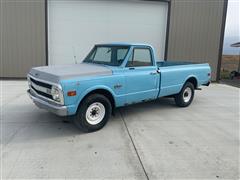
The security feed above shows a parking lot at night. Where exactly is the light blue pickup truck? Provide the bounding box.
[27,43,211,132]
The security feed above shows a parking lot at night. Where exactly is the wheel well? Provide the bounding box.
[84,89,115,109]
[186,77,198,89]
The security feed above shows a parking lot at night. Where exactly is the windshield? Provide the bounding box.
[83,45,130,66]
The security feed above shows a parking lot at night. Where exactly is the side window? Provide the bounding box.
[127,48,152,67]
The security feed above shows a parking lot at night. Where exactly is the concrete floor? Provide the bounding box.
[220,79,240,88]
[0,81,239,179]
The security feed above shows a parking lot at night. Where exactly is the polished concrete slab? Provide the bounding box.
[1,81,239,179]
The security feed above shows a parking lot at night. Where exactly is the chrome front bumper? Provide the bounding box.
[27,89,68,116]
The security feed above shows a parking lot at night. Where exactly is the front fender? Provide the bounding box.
[68,85,116,115]
[79,85,116,104]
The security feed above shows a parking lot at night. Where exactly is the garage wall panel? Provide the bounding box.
[1,0,46,78]
[167,0,226,80]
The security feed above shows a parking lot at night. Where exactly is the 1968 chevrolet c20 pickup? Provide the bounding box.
[27,43,211,132]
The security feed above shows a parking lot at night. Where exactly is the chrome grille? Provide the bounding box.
[28,76,53,100]
[30,77,52,89]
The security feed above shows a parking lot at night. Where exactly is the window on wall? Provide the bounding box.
[127,48,152,67]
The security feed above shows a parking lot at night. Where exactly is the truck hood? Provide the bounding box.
[29,63,112,84]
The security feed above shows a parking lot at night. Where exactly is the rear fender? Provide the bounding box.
[183,75,199,89]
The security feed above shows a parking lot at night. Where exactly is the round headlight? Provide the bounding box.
[52,87,60,100]
[51,86,63,104]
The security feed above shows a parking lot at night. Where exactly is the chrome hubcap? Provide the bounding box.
[86,102,105,125]
[183,87,192,103]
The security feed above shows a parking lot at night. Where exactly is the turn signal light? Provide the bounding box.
[67,91,76,96]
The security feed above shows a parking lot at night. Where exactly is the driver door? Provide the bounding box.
[124,47,159,104]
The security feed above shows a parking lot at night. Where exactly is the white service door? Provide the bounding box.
[48,0,168,65]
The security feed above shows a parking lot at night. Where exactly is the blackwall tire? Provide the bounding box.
[74,94,112,132]
[175,82,195,107]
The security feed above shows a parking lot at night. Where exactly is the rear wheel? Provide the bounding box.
[74,94,112,132]
[175,82,194,107]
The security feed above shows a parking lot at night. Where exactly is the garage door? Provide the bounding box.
[48,0,168,65]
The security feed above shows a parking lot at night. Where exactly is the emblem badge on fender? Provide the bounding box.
[114,84,122,89]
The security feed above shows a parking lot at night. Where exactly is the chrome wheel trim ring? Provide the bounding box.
[86,102,105,125]
[183,87,192,103]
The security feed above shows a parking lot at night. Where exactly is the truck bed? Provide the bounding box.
[157,61,195,67]
[156,60,211,97]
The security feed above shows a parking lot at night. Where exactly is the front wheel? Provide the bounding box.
[74,94,112,132]
[174,82,195,107]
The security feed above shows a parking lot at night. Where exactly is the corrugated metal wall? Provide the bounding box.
[1,0,46,78]
[167,0,226,81]
[1,0,226,80]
